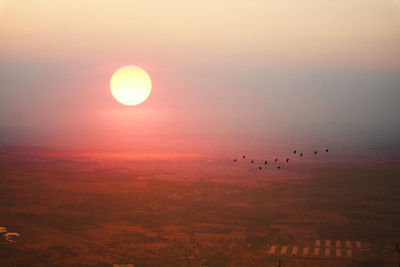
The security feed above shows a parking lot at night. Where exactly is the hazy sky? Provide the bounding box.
[1,0,399,155]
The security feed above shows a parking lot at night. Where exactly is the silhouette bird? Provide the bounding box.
[286,158,289,163]
[242,155,246,159]
[264,160,268,164]
[300,153,303,157]
[258,167,262,170]
[234,158,237,162]
[277,166,281,169]
[293,150,296,154]
[275,158,278,162]
[325,149,329,152]
[251,160,254,163]
[314,151,317,155]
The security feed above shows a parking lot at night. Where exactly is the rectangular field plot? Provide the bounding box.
[264,241,361,258]
[346,249,353,257]
[267,246,277,254]
[314,247,320,256]
[325,240,331,247]
[324,248,331,257]
[336,248,342,257]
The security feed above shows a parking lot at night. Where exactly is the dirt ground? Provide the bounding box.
[0,147,399,266]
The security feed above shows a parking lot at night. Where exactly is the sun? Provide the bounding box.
[110,66,152,106]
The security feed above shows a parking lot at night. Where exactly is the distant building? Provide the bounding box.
[1,227,21,244]
[4,232,20,237]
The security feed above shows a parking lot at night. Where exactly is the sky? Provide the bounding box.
[1,0,400,156]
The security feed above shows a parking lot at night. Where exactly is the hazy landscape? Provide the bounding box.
[1,1,400,266]
[1,146,399,267]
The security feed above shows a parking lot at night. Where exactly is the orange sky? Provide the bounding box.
[1,1,400,67]
[1,0,400,155]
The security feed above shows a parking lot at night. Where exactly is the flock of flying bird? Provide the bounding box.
[233,149,329,170]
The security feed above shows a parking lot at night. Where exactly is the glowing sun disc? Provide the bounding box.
[110,66,152,106]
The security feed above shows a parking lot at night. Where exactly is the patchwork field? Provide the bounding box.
[0,147,399,266]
